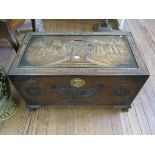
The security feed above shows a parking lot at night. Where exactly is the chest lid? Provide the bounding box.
[9,31,149,76]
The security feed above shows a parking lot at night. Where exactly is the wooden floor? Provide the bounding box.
[0,19,155,135]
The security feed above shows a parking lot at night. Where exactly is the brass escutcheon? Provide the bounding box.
[70,78,86,88]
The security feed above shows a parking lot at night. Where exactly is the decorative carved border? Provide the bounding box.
[8,31,149,76]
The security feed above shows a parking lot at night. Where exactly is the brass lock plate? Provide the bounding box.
[70,78,86,88]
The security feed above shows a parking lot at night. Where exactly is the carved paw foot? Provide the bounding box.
[27,104,41,111]
[122,108,129,112]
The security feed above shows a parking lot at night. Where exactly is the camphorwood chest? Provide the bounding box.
[8,31,149,111]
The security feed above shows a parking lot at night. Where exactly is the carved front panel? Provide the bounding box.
[19,35,137,68]
[26,87,46,97]
[11,76,147,105]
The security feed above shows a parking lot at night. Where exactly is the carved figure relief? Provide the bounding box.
[51,84,103,97]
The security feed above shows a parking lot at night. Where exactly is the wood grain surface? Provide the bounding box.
[0,19,155,134]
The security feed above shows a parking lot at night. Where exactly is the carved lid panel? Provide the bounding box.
[19,34,138,68]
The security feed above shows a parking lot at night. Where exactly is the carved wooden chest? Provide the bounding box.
[8,31,149,111]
